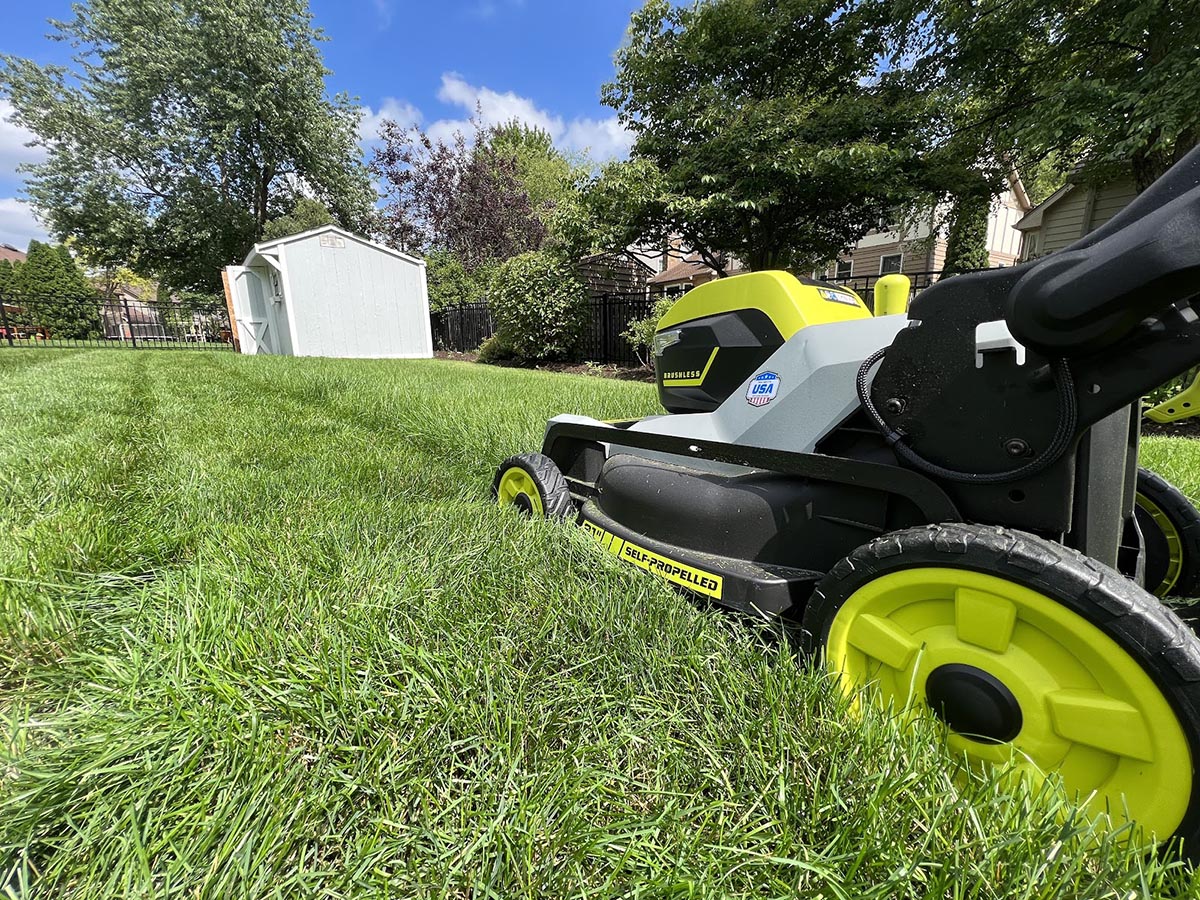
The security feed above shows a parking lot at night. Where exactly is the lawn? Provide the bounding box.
[2,349,1199,898]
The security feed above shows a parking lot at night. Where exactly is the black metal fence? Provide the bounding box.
[826,269,943,307]
[430,302,493,355]
[430,293,659,367]
[0,292,234,350]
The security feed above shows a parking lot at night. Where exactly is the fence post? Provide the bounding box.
[121,295,138,348]
[0,293,13,347]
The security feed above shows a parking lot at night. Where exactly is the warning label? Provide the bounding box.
[582,520,724,599]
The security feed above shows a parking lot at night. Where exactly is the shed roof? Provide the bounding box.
[242,225,425,268]
[648,255,716,286]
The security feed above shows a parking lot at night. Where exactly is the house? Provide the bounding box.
[818,179,1031,290]
[1014,176,1139,260]
[648,253,748,296]
[224,225,431,359]
[0,243,26,264]
[577,251,654,299]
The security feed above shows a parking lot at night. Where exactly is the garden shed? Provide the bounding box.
[224,226,431,358]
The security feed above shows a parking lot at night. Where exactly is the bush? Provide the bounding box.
[476,333,518,365]
[426,250,494,312]
[487,251,587,364]
[621,296,677,368]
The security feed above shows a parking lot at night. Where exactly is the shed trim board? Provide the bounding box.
[246,225,426,268]
[277,242,304,357]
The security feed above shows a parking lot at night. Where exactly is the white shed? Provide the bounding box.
[224,226,432,358]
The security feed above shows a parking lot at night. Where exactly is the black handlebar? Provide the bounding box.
[1006,144,1200,357]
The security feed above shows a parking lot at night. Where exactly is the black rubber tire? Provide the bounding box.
[492,452,575,519]
[1137,467,1200,600]
[801,522,1200,855]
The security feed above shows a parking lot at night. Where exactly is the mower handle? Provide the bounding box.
[1006,143,1200,357]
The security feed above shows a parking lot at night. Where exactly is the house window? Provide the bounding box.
[835,259,853,279]
[879,253,903,275]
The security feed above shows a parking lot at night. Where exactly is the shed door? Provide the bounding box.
[230,268,278,354]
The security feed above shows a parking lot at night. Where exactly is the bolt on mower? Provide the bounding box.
[494,145,1200,851]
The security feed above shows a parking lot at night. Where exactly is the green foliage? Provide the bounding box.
[487,251,587,363]
[0,259,17,295]
[621,296,677,368]
[1,0,376,292]
[598,0,935,271]
[475,332,518,365]
[888,0,1200,191]
[425,250,493,312]
[486,120,583,242]
[942,188,993,274]
[11,240,101,339]
[262,198,337,241]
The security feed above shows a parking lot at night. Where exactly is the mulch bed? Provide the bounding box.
[434,351,656,383]
[1143,418,1200,439]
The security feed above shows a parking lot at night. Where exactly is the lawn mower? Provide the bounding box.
[494,145,1200,850]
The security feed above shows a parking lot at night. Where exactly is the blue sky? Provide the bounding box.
[0,0,646,249]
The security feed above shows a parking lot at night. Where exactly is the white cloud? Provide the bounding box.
[0,100,47,176]
[465,0,524,21]
[0,198,50,252]
[359,98,423,144]
[429,73,633,161]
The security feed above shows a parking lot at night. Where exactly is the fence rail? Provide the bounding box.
[430,293,659,367]
[0,292,234,350]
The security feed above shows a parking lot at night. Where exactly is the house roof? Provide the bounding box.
[242,225,425,268]
[648,255,717,286]
[0,243,26,263]
[579,250,655,272]
[1014,184,1076,231]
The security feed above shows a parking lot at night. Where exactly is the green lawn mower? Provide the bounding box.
[494,145,1200,851]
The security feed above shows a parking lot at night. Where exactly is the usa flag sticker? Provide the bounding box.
[746,371,780,407]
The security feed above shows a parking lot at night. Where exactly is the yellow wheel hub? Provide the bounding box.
[1137,492,1185,597]
[826,567,1192,839]
[496,467,544,516]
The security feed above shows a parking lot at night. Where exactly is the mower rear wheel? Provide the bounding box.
[1136,467,1200,600]
[802,523,1200,851]
[493,453,575,519]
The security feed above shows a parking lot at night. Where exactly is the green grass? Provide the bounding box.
[2,348,1200,898]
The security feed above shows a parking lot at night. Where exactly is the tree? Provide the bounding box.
[486,121,581,240]
[1,0,376,292]
[14,241,101,339]
[599,0,936,273]
[889,0,1200,192]
[370,116,546,268]
[262,197,337,241]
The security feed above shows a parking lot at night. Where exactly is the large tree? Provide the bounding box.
[1,0,375,292]
[370,117,547,269]
[890,0,1200,192]
[598,0,936,272]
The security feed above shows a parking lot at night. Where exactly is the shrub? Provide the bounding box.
[426,250,494,312]
[476,333,518,365]
[487,251,587,364]
[621,296,677,368]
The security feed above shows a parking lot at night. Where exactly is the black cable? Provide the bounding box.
[856,348,1078,485]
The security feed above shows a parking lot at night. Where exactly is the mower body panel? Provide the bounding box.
[655,271,868,413]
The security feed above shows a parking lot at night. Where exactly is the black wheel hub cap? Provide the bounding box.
[513,493,534,516]
[925,664,1023,744]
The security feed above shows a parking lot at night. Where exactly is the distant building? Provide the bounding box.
[0,243,26,264]
[577,251,654,299]
[648,253,748,296]
[1014,177,1139,260]
[818,182,1030,288]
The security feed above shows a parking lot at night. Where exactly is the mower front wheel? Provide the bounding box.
[802,523,1200,852]
[1136,467,1200,601]
[492,453,575,519]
